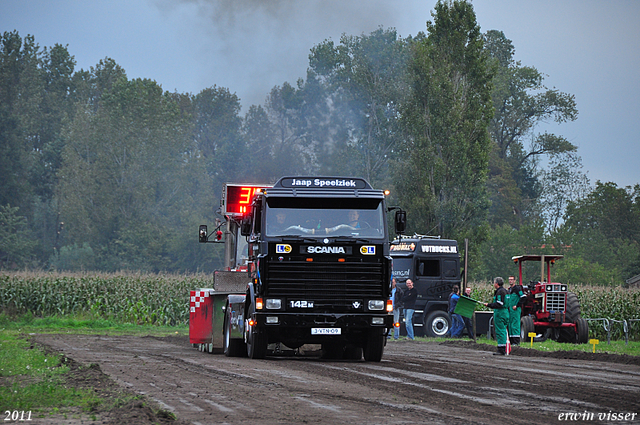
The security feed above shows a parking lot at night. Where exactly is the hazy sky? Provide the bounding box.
[2,0,639,187]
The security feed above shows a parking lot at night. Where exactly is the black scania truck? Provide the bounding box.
[390,236,461,337]
[238,176,398,361]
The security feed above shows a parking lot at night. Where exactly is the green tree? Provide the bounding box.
[538,152,590,233]
[58,74,195,271]
[554,182,640,284]
[0,32,78,265]
[0,204,37,268]
[0,31,42,212]
[309,28,409,187]
[394,0,494,243]
[483,30,578,226]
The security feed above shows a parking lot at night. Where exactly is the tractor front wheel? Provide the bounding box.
[520,316,534,342]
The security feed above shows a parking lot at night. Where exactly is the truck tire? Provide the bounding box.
[224,316,246,357]
[321,342,345,359]
[576,317,589,344]
[424,310,450,338]
[363,330,384,362]
[246,303,268,359]
[343,345,363,361]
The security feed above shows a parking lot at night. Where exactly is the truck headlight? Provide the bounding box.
[266,299,282,309]
[372,317,385,325]
[368,300,385,311]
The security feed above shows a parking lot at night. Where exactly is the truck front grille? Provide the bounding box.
[546,293,566,312]
[266,260,384,309]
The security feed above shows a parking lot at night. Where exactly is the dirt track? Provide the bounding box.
[31,334,640,425]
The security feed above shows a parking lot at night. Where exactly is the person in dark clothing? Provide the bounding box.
[401,279,418,340]
[508,276,527,345]
[484,277,509,355]
[448,285,464,337]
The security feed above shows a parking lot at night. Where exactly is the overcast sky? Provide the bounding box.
[2,0,639,188]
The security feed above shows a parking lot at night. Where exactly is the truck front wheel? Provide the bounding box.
[363,329,384,362]
[245,303,268,359]
[424,310,450,338]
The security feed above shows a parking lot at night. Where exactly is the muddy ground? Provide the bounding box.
[26,334,640,425]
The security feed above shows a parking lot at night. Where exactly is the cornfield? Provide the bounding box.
[468,282,640,341]
[2,273,639,339]
[0,271,218,326]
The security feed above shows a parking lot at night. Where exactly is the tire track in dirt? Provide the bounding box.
[32,335,640,425]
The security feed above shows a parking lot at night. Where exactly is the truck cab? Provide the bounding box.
[390,236,461,337]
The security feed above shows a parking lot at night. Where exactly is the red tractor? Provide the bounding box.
[514,255,589,344]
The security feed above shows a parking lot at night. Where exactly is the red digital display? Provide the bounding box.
[224,184,268,215]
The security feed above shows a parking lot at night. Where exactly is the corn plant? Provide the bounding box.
[0,271,217,326]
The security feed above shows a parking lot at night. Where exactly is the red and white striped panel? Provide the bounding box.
[189,290,210,313]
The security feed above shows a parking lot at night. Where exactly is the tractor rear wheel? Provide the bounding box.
[576,317,589,344]
[559,292,583,343]
[565,292,582,322]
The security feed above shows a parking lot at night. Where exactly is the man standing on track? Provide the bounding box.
[485,277,509,355]
[402,279,417,340]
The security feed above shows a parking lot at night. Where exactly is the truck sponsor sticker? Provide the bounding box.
[360,245,375,255]
[390,243,416,252]
[311,328,342,335]
[393,269,410,278]
[279,177,368,189]
[421,245,457,253]
[276,244,292,254]
[301,246,353,254]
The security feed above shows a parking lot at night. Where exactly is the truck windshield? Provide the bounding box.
[265,197,384,238]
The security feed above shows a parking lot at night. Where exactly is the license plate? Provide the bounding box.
[311,328,341,335]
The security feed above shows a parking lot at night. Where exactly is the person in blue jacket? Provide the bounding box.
[448,285,464,337]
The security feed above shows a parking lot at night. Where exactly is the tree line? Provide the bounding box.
[1,1,638,284]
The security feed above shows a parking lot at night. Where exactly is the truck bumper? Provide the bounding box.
[253,312,392,328]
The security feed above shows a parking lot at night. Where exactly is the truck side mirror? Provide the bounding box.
[240,216,252,236]
[394,210,406,235]
[199,225,208,243]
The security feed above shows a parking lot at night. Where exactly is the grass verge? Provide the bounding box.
[403,335,640,356]
[0,313,187,421]
[0,311,188,337]
[0,330,107,415]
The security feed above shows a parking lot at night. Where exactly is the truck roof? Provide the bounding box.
[266,176,384,199]
[390,237,459,256]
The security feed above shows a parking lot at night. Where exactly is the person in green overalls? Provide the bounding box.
[485,277,509,356]
[508,275,526,346]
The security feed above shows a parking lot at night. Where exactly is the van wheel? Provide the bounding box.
[424,311,450,338]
